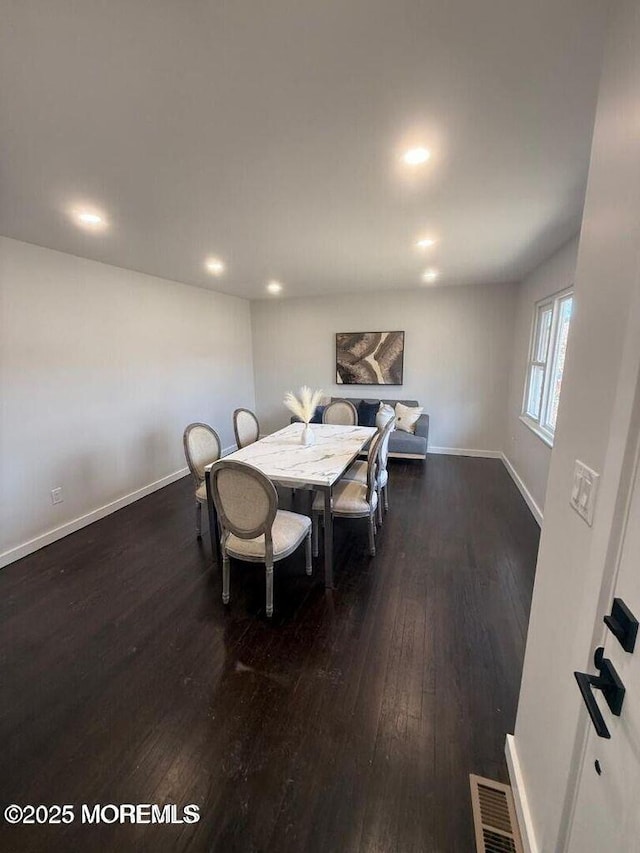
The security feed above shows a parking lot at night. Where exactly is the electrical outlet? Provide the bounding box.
[570,461,599,526]
[51,487,63,505]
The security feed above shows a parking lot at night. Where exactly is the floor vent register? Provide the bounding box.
[469,774,523,853]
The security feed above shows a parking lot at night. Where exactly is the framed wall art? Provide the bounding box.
[336,331,405,385]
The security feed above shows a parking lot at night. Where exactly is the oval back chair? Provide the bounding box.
[312,427,384,558]
[322,399,357,425]
[183,422,222,539]
[340,415,394,525]
[210,460,312,617]
[233,408,260,448]
[377,416,394,519]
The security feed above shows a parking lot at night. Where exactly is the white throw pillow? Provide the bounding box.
[394,402,423,434]
[376,403,396,430]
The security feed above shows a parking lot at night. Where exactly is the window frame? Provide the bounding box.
[520,286,574,447]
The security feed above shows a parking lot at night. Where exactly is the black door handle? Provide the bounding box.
[604,597,638,653]
[575,671,611,738]
[574,647,625,739]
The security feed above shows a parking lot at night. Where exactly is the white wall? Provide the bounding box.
[0,237,255,565]
[251,283,517,453]
[508,1,640,849]
[505,237,579,520]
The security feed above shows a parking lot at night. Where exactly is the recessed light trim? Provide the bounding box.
[422,268,439,283]
[267,280,283,295]
[71,208,108,231]
[205,257,225,276]
[402,147,431,166]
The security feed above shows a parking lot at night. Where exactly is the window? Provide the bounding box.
[522,288,573,445]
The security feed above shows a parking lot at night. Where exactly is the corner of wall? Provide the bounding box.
[501,453,543,526]
[505,734,540,853]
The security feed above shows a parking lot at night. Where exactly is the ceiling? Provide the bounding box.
[0,0,609,299]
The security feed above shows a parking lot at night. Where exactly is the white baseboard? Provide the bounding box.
[1,446,240,570]
[0,443,536,569]
[427,447,543,525]
[0,467,191,569]
[428,446,503,459]
[505,734,539,853]
[501,454,543,526]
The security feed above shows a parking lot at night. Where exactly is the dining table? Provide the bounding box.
[204,421,377,588]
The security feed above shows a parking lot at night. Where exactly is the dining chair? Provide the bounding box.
[322,399,358,425]
[210,460,312,617]
[183,422,222,539]
[233,408,260,448]
[312,428,383,558]
[341,416,394,525]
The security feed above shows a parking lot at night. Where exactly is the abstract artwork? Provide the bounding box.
[336,331,405,385]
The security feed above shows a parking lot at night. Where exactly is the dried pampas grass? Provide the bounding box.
[284,386,324,424]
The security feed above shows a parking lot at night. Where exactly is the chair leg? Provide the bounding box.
[222,554,230,604]
[266,563,274,617]
[368,514,376,556]
[312,512,319,558]
[384,482,389,512]
[305,529,313,575]
[377,488,383,526]
[196,502,202,539]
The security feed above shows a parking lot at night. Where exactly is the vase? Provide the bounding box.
[301,424,315,446]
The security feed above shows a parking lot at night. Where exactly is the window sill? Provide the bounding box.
[519,415,554,448]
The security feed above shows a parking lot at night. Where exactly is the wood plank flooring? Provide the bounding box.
[0,455,539,853]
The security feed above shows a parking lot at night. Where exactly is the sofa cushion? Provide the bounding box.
[388,430,427,457]
[330,398,427,457]
[357,399,379,427]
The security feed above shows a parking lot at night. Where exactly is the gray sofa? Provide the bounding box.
[330,397,429,460]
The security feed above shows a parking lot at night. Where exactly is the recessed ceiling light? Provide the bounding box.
[205,257,225,276]
[72,208,107,231]
[402,147,431,166]
[422,268,439,283]
[267,280,283,295]
[416,237,437,250]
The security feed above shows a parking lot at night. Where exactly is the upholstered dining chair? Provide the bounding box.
[322,399,358,425]
[210,460,312,617]
[183,422,222,539]
[341,416,394,525]
[233,408,260,448]
[312,428,383,558]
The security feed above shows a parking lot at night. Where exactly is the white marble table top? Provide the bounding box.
[207,422,377,487]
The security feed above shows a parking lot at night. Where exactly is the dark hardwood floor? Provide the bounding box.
[0,456,539,853]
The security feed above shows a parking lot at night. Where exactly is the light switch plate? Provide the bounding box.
[570,460,599,526]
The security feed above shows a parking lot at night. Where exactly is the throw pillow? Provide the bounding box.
[395,402,423,434]
[310,405,326,424]
[376,403,396,430]
[357,399,379,427]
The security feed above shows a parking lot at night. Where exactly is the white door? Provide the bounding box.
[567,445,640,852]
